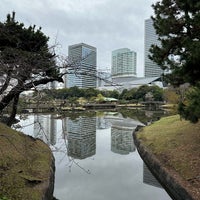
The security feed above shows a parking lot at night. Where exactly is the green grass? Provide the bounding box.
[137,115,200,181]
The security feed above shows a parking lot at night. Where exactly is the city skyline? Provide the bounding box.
[0,0,158,77]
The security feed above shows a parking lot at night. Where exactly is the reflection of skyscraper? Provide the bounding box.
[62,117,68,137]
[111,126,135,155]
[143,163,162,188]
[96,116,111,130]
[67,116,96,159]
[33,114,57,145]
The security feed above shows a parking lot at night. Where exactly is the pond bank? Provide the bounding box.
[133,115,200,200]
[0,122,55,200]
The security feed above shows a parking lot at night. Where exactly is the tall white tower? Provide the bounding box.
[144,19,163,77]
[111,48,137,79]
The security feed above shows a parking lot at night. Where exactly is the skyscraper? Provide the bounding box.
[144,19,163,77]
[67,43,97,88]
[111,48,137,79]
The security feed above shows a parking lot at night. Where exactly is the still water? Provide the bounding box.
[17,110,172,200]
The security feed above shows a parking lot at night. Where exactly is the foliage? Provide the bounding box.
[150,0,200,122]
[100,89,120,99]
[36,85,164,103]
[95,94,105,103]
[163,87,180,104]
[0,196,10,200]
[0,12,60,91]
[119,85,163,102]
[0,12,63,125]
[150,0,200,86]
[178,85,200,123]
[41,87,98,100]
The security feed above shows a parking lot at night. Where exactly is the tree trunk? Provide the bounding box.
[0,76,63,112]
[6,93,19,127]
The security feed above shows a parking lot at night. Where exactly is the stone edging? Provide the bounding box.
[133,129,196,200]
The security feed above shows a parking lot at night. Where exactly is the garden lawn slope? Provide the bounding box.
[136,115,200,199]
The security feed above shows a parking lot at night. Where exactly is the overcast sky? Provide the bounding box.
[1,0,158,77]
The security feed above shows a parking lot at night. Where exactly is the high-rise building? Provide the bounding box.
[111,48,137,79]
[144,19,163,77]
[67,43,97,88]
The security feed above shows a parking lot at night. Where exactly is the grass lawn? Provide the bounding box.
[137,115,200,194]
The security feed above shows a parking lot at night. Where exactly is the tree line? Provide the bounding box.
[35,85,164,103]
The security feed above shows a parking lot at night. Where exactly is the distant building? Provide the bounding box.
[98,76,162,92]
[66,43,97,88]
[111,48,137,82]
[97,70,112,87]
[144,19,163,77]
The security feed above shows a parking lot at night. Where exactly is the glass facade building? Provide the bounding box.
[111,48,137,78]
[67,43,97,88]
[144,19,163,77]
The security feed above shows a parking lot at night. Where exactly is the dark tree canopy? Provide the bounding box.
[0,12,63,125]
[150,0,200,122]
[0,12,59,84]
[150,0,200,86]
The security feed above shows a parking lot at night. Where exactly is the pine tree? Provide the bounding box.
[150,0,200,122]
[150,0,200,86]
[0,12,63,125]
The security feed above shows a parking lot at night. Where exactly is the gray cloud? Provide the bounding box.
[0,0,158,76]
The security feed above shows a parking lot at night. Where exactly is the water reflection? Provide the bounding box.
[33,115,57,145]
[143,163,162,188]
[67,116,96,159]
[111,126,135,155]
[18,111,171,200]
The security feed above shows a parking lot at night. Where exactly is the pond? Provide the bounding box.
[17,110,172,200]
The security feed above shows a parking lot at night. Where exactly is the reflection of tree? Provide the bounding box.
[119,108,167,125]
[62,111,96,120]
